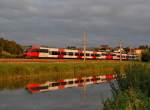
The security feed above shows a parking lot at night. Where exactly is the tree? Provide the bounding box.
[124,47,130,53]
[139,45,149,49]
[67,46,77,49]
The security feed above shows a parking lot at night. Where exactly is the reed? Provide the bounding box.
[103,62,150,110]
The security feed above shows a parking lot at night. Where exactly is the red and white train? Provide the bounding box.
[23,46,138,60]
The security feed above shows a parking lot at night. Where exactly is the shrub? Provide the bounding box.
[141,49,150,62]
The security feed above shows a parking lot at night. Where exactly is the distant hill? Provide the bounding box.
[0,38,23,55]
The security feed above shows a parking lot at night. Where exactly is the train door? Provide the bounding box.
[58,48,65,59]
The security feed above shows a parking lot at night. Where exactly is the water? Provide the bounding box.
[0,83,113,110]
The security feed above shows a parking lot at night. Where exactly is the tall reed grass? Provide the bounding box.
[103,62,150,110]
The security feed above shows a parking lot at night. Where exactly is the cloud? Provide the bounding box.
[0,0,150,47]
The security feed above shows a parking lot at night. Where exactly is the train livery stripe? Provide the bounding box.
[58,48,65,58]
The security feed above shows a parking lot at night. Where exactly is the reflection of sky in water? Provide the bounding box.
[0,83,112,110]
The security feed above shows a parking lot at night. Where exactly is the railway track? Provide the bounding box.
[0,58,97,63]
[0,58,126,63]
[0,59,68,63]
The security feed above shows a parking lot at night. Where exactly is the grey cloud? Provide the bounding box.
[0,0,150,47]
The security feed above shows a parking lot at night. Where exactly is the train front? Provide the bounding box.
[23,46,40,58]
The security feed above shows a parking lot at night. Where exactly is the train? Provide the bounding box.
[23,46,138,60]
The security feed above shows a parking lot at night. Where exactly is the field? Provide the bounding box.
[0,60,130,90]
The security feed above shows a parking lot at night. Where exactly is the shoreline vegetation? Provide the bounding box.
[103,62,150,110]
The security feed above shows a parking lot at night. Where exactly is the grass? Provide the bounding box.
[0,60,123,90]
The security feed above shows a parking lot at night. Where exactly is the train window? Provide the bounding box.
[96,78,100,80]
[52,82,60,87]
[123,56,126,58]
[86,53,90,56]
[79,80,84,83]
[32,86,48,90]
[52,51,59,55]
[58,52,61,55]
[68,52,73,56]
[75,53,79,56]
[80,53,84,56]
[86,79,90,82]
[39,49,48,53]
[132,56,135,58]
[75,80,79,83]
[91,54,95,56]
[61,82,67,85]
[102,53,106,56]
[91,78,94,81]
[61,52,66,55]
[23,49,28,52]
[68,81,73,84]
[31,49,39,52]
[96,54,101,57]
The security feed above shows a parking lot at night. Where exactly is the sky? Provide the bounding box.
[0,0,150,48]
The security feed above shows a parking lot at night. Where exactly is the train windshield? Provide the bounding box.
[23,47,32,52]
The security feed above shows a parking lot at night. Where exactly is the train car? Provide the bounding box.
[127,54,138,60]
[23,46,138,60]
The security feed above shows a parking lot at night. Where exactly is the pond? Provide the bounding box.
[0,82,113,110]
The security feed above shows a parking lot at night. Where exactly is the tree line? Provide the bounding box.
[0,38,23,55]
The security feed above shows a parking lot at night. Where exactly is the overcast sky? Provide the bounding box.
[0,0,150,47]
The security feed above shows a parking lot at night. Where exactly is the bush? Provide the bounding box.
[103,63,150,110]
[141,49,150,62]
[103,89,150,110]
